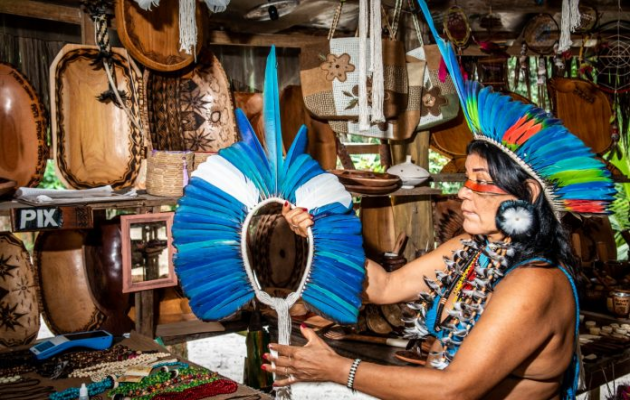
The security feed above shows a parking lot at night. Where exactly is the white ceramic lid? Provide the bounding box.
[387,156,430,179]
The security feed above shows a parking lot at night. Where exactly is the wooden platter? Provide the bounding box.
[344,181,402,195]
[50,44,144,189]
[116,0,202,72]
[0,233,39,349]
[548,77,613,155]
[330,169,402,188]
[143,51,237,152]
[0,62,48,188]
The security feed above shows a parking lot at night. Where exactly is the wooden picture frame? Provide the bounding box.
[121,212,177,293]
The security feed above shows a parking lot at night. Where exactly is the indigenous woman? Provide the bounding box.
[263,2,616,399]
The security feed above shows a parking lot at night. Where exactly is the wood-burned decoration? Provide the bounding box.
[116,0,202,72]
[35,227,133,336]
[0,232,39,349]
[0,63,48,188]
[548,77,613,155]
[523,13,560,55]
[144,52,237,152]
[50,45,144,189]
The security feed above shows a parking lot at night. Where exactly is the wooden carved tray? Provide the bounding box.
[0,62,48,188]
[116,0,202,72]
[50,45,144,189]
[548,77,613,155]
[330,169,402,188]
[143,51,237,152]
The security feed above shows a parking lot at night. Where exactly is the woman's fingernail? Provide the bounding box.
[268,344,275,350]
[261,364,267,370]
[301,207,308,211]
[309,214,314,219]
[262,353,268,360]
[284,201,288,207]
[300,323,307,329]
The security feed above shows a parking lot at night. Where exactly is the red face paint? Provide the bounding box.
[464,179,509,195]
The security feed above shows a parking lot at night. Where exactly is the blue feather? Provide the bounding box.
[263,45,284,193]
[284,125,309,173]
[234,108,267,163]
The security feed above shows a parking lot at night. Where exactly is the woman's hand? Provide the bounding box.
[282,202,313,238]
[263,324,352,387]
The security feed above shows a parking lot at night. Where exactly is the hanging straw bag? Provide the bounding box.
[299,0,408,121]
[146,149,194,197]
[408,9,460,132]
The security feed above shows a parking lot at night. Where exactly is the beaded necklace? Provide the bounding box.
[49,377,115,400]
[405,238,513,369]
[69,351,171,381]
[152,379,238,400]
[107,367,219,400]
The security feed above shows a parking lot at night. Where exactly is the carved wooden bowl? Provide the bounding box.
[0,62,48,188]
[50,45,144,189]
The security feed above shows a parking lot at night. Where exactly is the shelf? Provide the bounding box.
[351,186,442,197]
[0,193,179,216]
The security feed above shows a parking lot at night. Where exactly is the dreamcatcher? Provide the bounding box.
[582,14,630,155]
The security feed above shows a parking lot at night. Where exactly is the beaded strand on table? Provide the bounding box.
[69,351,171,381]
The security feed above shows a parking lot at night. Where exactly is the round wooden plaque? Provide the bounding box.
[0,63,48,188]
[548,77,612,155]
[116,0,202,72]
[0,232,40,349]
[50,45,144,189]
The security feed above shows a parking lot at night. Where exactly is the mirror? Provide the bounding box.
[121,212,177,293]
[245,201,308,298]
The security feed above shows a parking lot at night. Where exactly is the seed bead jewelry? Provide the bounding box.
[346,359,361,393]
[0,375,20,384]
[49,377,115,400]
[107,367,219,400]
[69,351,171,381]
[151,379,238,400]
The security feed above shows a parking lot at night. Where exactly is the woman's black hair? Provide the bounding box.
[466,140,578,276]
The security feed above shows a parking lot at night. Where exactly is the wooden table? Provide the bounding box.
[0,332,272,400]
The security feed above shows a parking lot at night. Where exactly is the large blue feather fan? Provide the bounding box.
[173,46,366,325]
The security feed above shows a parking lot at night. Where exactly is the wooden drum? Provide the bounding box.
[0,232,40,349]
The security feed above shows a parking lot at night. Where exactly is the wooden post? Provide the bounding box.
[81,11,95,45]
[390,131,434,262]
[135,290,156,338]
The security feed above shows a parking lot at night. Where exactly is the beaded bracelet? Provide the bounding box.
[346,358,361,393]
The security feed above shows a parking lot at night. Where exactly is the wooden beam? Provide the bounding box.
[0,0,82,25]
[208,30,328,49]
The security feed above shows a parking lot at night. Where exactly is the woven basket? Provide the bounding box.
[146,150,193,197]
[193,152,215,171]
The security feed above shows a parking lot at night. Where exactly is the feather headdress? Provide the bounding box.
[416,0,616,218]
[172,48,365,398]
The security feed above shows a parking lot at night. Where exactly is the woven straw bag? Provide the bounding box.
[193,152,214,171]
[146,150,193,197]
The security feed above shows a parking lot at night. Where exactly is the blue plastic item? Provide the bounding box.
[30,330,113,360]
